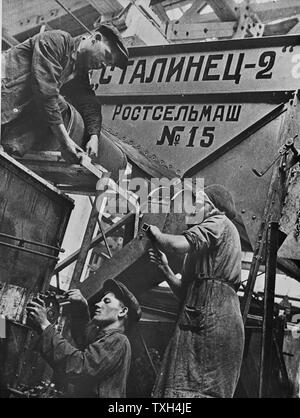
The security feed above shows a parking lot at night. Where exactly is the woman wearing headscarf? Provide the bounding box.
[148,184,244,398]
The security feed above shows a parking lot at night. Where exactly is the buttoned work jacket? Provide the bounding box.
[40,305,131,398]
[1,30,101,137]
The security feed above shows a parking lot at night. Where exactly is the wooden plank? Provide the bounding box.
[1,150,73,200]
[18,157,99,194]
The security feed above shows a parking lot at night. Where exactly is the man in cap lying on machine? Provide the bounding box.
[26,279,141,398]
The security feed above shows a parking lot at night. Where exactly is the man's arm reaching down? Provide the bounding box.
[40,325,129,383]
[30,31,81,163]
[62,74,102,158]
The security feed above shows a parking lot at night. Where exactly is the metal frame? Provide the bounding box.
[54,212,135,274]
[54,177,141,287]
[69,195,102,289]
[0,242,59,261]
[127,34,300,56]
[185,103,288,178]
[0,233,64,253]
[0,233,64,261]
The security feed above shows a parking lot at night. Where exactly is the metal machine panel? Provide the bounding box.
[90,35,300,98]
[0,151,73,391]
[102,102,282,176]
[0,151,73,289]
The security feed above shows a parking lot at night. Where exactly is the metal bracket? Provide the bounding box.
[234,0,264,39]
[281,136,300,172]
[252,135,299,177]
[0,232,64,261]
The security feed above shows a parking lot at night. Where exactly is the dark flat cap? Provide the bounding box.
[96,23,128,69]
[204,184,237,220]
[101,279,141,323]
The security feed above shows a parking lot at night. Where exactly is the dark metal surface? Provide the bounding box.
[259,222,278,398]
[0,241,59,261]
[96,91,293,105]
[0,233,64,252]
[0,152,73,391]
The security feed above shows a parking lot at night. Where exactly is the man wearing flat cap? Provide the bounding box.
[148,184,244,398]
[1,24,128,162]
[26,279,141,398]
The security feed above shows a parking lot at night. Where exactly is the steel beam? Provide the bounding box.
[186,0,300,24]
[69,196,100,288]
[178,0,207,23]
[240,128,286,323]
[54,212,135,274]
[166,20,235,41]
[79,212,168,301]
[206,0,237,21]
[259,222,278,398]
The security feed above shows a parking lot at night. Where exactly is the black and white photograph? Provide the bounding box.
[1,0,300,404]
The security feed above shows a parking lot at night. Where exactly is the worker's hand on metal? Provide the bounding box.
[26,296,51,332]
[86,134,99,158]
[148,248,169,272]
[66,289,88,306]
[60,137,83,164]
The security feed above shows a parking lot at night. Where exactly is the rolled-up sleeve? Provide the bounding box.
[182,217,224,253]
[40,326,129,383]
[31,31,70,126]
